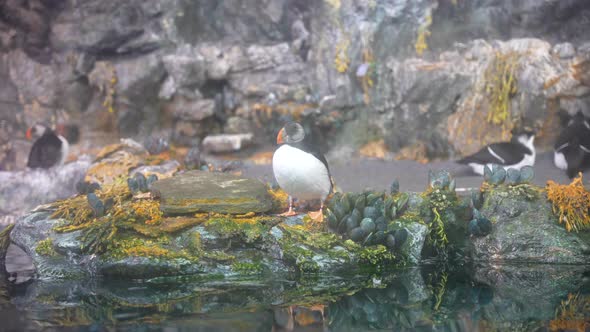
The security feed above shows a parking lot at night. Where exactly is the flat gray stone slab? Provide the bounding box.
[151,170,273,215]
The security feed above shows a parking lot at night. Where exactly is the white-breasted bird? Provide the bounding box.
[457,129,536,176]
[272,122,332,221]
[553,112,590,178]
[26,124,70,169]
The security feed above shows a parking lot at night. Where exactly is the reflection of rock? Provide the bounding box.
[474,264,590,325]
[469,183,590,264]
[151,170,272,215]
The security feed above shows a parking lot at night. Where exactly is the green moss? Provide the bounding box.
[202,250,235,262]
[232,261,264,275]
[205,216,277,243]
[358,245,396,268]
[36,238,58,257]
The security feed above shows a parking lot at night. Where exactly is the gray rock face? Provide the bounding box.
[150,170,273,215]
[469,186,590,264]
[2,0,590,170]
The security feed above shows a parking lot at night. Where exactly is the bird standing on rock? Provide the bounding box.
[26,124,70,169]
[272,122,332,221]
[457,128,536,176]
[553,112,590,178]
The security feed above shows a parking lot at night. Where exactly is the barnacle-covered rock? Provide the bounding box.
[428,170,452,189]
[468,217,492,237]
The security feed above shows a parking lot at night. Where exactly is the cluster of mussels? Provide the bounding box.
[325,181,409,250]
[85,173,159,218]
[484,164,534,185]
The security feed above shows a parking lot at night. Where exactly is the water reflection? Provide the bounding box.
[1,264,589,331]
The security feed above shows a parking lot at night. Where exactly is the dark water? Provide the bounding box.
[1,262,589,332]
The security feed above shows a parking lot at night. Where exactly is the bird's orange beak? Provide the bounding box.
[277,128,285,144]
[26,128,33,140]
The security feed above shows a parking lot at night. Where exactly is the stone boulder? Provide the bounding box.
[469,183,590,264]
[151,170,273,215]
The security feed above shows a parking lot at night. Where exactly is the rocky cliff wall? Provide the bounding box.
[1,0,590,169]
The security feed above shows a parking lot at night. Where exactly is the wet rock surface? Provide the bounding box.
[151,170,273,215]
[469,184,590,264]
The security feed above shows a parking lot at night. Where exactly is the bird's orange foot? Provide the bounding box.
[278,210,298,217]
[307,210,324,222]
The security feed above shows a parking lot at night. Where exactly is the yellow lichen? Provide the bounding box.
[359,139,388,159]
[484,51,520,136]
[268,186,290,213]
[394,141,429,164]
[415,14,432,56]
[129,199,163,225]
[546,174,590,232]
[359,48,375,105]
[36,238,58,257]
[334,38,350,73]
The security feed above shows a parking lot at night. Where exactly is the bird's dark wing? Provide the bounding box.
[293,140,333,192]
[27,134,62,168]
[458,142,530,166]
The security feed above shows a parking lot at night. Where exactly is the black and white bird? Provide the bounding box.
[26,124,69,169]
[553,112,590,178]
[457,129,536,176]
[272,122,332,221]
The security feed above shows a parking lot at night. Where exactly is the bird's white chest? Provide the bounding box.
[57,135,69,166]
[272,145,331,200]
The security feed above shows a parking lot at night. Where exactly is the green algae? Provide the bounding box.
[36,238,58,257]
[231,261,264,275]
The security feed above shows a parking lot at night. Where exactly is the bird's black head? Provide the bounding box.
[511,126,536,148]
[277,122,305,145]
[25,124,50,140]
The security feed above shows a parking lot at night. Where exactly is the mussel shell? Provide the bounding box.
[346,216,360,232]
[363,206,379,220]
[477,218,493,235]
[519,166,534,182]
[385,234,396,249]
[87,193,105,217]
[127,177,139,193]
[349,227,367,242]
[328,192,342,211]
[384,197,394,219]
[147,174,159,186]
[360,218,376,233]
[468,219,480,236]
[338,213,350,234]
[134,173,148,192]
[396,193,409,213]
[489,167,506,185]
[394,228,409,246]
[470,190,482,209]
[366,193,382,206]
[340,193,352,214]
[334,204,347,221]
[326,209,338,229]
[506,168,520,184]
[390,179,400,195]
[363,230,385,246]
[354,195,366,211]
[483,165,493,181]
[349,208,363,224]
[472,208,483,220]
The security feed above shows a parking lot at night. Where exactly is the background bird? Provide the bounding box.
[553,112,590,178]
[272,122,332,221]
[26,124,70,169]
[457,128,536,175]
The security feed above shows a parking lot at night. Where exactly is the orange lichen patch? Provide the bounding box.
[251,102,317,127]
[549,293,590,332]
[95,143,126,160]
[571,59,590,84]
[546,174,590,232]
[359,139,388,159]
[544,75,562,90]
[85,151,143,184]
[415,62,448,71]
[248,151,274,165]
[395,141,429,164]
[129,199,163,225]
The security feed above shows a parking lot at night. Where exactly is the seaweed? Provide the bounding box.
[483,51,520,137]
[546,174,590,232]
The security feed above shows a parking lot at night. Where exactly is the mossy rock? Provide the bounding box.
[469,184,590,264]
[151,171,273,215]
